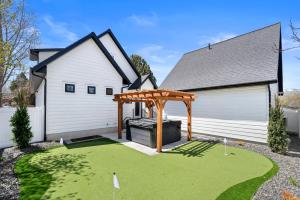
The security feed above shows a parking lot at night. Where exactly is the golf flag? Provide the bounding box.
[60,138,64,145]
[224,138,228,156]
[113,172,120,189]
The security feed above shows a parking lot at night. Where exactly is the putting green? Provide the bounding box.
[15,138,276,200]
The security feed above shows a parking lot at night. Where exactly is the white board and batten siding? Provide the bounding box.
[39,51,60,62]
[45,38,123,136]
[0,107,44,148]
[99,33,138,83]
[165,85,269,143]
[141,79,154,90]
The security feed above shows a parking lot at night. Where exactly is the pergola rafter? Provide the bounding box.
[113,89,195,152]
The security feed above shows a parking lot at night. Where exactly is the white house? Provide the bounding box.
[160,23,283,143]
[30,29,157,141]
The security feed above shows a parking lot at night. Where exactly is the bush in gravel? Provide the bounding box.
[268,97,288,154]
[10,89,32,149]
[288,176,300,188]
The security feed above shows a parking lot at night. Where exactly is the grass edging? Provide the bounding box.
[216,157,279,200]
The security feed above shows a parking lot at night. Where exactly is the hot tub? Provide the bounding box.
[126,118,181,148]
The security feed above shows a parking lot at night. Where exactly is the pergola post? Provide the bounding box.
[146,102,153,118]
[155,99,166,152]
[185,100,192,141]
[187,101,192,141]
[156,100,163,152]
[117,100,123,139]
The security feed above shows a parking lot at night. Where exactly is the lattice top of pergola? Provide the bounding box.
[113,89,195,102]
[113,89,195,153]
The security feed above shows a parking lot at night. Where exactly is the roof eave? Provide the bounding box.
[178,80,278,92]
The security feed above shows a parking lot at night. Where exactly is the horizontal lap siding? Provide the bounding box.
[165,85,269,143]
[46,39,122,135]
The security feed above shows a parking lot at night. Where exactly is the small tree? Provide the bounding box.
[10,72,29,92]
[10,88,32,148]
[268,97,288,154]
[130,54,157,84]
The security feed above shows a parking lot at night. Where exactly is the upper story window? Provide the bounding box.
[88,86,96,94]
[65,84,75,93]
[106,88,113,95]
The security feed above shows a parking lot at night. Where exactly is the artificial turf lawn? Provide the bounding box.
[15,138,276,200]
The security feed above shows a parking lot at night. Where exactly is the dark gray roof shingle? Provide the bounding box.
[160,23,281,90]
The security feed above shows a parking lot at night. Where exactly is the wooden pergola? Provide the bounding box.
[113,89,195,152]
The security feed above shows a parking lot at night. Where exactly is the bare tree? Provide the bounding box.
[0,0,38,106]
[289,21,300,52]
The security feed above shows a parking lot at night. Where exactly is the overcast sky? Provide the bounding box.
[28,0,300,89]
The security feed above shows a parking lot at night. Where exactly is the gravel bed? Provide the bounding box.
[0,142,59,200]
[238,138,300,200]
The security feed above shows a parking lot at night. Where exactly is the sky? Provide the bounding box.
[27,0,300,89]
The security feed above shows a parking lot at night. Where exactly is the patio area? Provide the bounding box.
[99,131,192,156]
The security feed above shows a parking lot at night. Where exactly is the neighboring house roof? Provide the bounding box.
[160,23,282,91]
[128,74,158,90]
[31,32,131,84]
[98,29,140,78]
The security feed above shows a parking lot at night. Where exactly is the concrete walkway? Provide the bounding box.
[100,131,191,156]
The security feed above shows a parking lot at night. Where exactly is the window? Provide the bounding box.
[88,86,96,94]
[135,102,140,116]
[65,84,75,93]
[106,88,113,95]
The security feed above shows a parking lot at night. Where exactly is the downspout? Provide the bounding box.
[121,84,130,93]
[267,84,271,122]
[31,70,47,141]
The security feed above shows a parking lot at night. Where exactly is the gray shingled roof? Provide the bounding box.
[160,23,281,90]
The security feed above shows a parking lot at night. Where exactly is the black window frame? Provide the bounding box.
[87,86,96,94]
[106,87,113,95]
[65,83,75,93]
